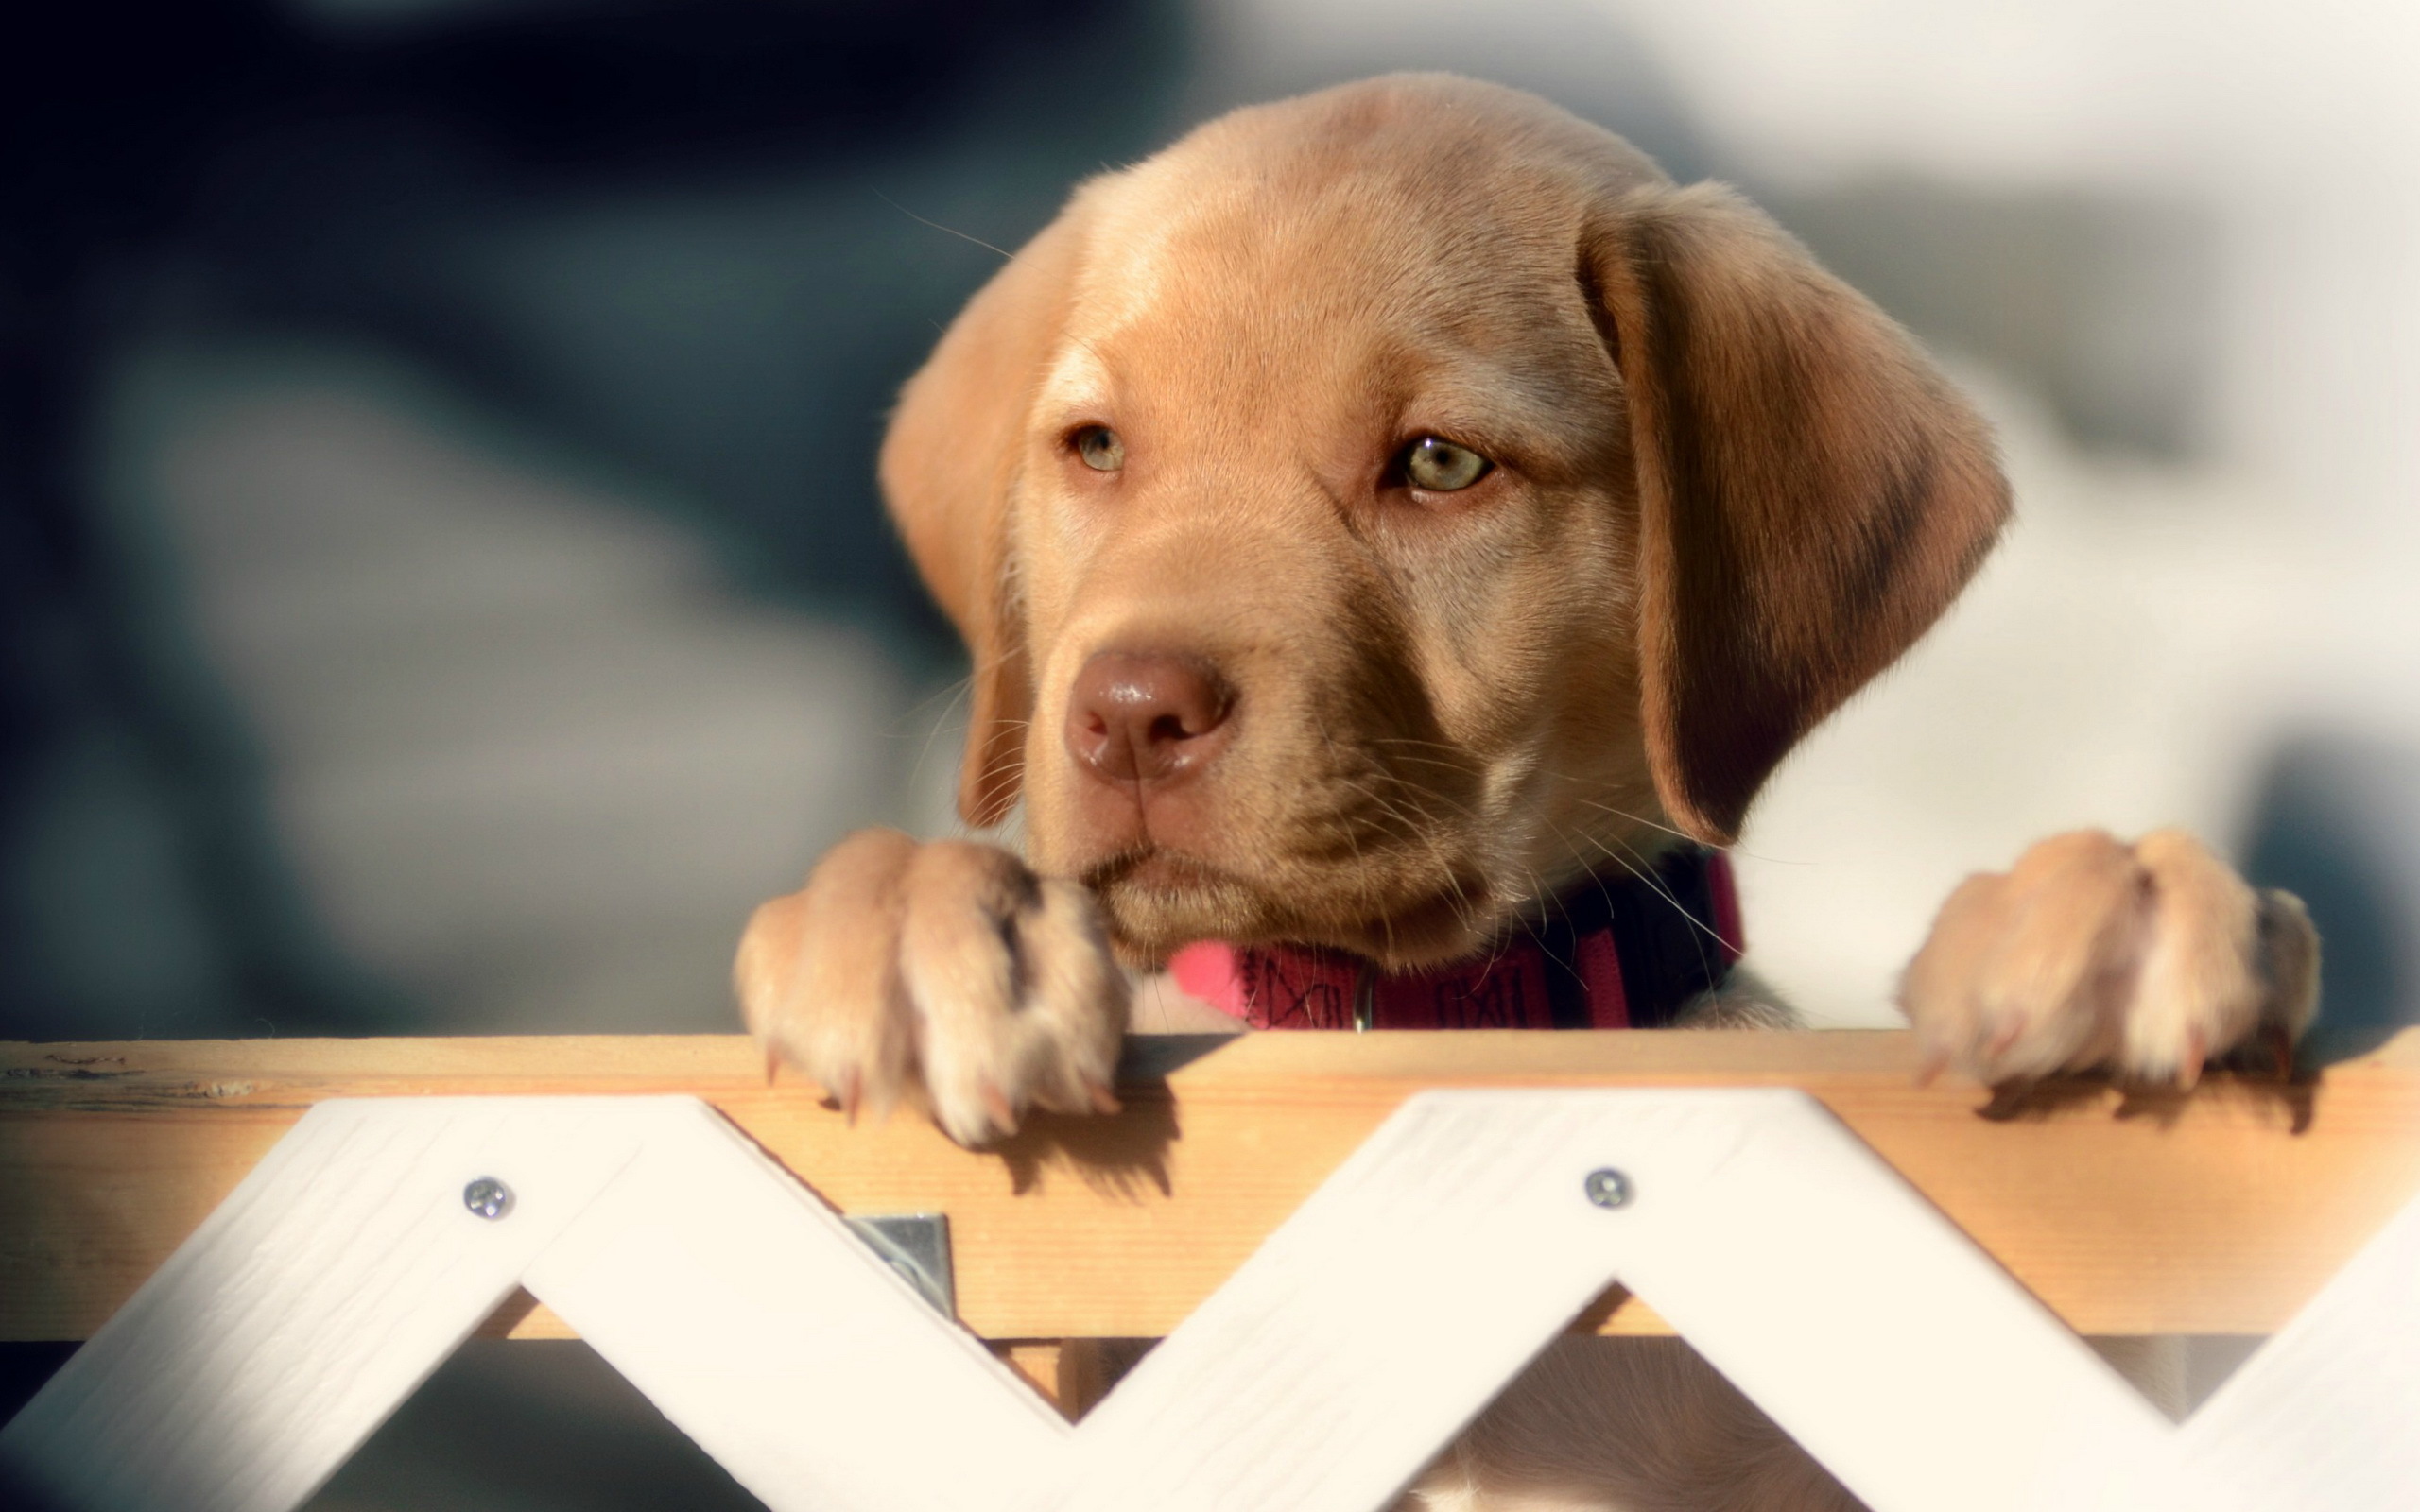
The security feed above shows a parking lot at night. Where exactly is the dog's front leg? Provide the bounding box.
[735,829,1128,1145]
[1900,828,2320,1086]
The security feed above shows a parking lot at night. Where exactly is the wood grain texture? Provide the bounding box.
[5,1030,2417,1342]
[992,1341,1070,1413]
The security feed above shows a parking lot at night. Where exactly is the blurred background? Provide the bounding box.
[4,0,2416,1503]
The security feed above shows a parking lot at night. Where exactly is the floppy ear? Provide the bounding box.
[1588,182,2011,846]
[880,210,1087,828]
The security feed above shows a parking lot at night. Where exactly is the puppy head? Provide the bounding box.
[882,75,2008,967]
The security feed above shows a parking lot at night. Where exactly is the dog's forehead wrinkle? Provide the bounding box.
[1084,135,1579,328]
[1060,146,1619,473]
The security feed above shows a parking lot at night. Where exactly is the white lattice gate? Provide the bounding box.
[3,1032,2416,1511]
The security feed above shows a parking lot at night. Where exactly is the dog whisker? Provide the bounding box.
[1564,792,1700,846]
[873,191,1013,259]
[1548,816,1734,963]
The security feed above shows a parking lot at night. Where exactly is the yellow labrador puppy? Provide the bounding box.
[736,75,2318,1510]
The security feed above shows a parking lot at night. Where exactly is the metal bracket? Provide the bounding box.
[845,1212,955,1317]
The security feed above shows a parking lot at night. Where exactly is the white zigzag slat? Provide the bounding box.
[4,1090,2415,1512]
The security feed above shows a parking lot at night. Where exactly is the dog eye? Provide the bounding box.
[1072,425,1125,472]
[1402,437,1492,491]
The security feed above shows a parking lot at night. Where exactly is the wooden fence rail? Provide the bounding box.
[9,1027,2420,1346]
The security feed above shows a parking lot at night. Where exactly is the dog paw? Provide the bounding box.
[735,830,1129,1145]
[1899,829,2319,1087]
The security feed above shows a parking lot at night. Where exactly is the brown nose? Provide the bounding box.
[1064,651,1236,786]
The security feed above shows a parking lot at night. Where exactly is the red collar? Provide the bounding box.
[1169,849,1742,1031]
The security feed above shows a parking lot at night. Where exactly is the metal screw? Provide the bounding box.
[1582,1167,1632,1210]
[463,1177,514,1220]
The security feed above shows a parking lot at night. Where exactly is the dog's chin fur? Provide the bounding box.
[1083,844,1496,970]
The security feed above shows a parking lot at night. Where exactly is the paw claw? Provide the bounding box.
[2176,1027,2207,1091]
[978,1079,1020,1139]
[1915,1040,1950,1087]
[2264,1022,2295,1081]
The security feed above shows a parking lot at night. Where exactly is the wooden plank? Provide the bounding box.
[5,1030,2417,1342]
[991,1341,1070,1414]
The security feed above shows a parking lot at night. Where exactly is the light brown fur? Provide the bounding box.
[736,75,2318,1510]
